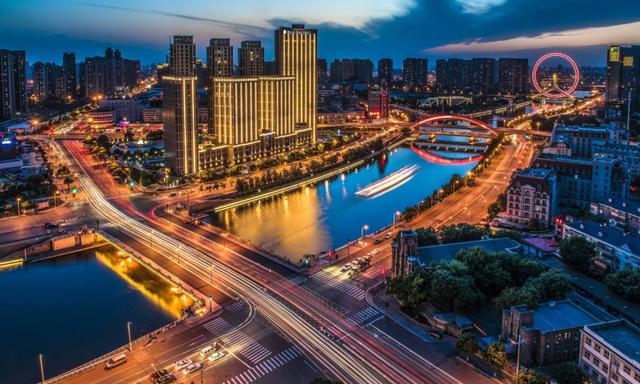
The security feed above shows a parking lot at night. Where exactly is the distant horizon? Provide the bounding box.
[2,1,639,67]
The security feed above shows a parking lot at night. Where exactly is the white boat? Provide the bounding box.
[355,164,419,198]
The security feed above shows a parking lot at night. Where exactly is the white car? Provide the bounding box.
[208,351,226,362]
[340,263,351,272]
[182,363,203,375]
[174,359,192,371]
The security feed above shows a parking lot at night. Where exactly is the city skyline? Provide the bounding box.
[2,0,640,65]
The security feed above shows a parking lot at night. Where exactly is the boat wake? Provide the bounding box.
[355,164,419,199]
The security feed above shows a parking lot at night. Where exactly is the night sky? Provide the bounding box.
[2,0,640,66]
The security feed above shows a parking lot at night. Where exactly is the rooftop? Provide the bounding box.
[416,237,520,265]
[594,197,640,217]
[516,168,554,179]
[565,220,640,255]
[514,299,603,333]
[587,320,640,366]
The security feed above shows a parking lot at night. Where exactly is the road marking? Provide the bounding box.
[202,317,232,335]
[221,346,302,384]
[311,270,366,300]
[347,307,381,325]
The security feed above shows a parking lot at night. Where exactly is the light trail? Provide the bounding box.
[355,164,419,198]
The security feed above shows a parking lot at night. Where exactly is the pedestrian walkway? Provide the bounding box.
[202,317,233,336]
[287,274,308,285]
[311,270,365,300]
[225,300,245,313]
[347,306,383,326]
[220,346,302,384]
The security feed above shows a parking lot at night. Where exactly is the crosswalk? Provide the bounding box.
[287,275,308,285]
[220,346,302,384]
[225,301,245,313]
[225,332,272,364]
[311,270,366,300]
[202,317,233,335]
[347,307,383,325]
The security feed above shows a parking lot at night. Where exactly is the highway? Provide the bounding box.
[58,139,470,384]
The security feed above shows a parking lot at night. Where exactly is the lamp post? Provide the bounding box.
[127,321,133,352]
[361,224,369,240]
[392,211,400,229]
[54,190,60,208]
[16,197,21,216]
[39,353,45,384]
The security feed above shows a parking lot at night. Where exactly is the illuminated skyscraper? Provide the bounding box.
[238,41,264,77]
[206,38,233,78]
[275,24,317,143]
[164,35,198,175]
[607,45,640,111]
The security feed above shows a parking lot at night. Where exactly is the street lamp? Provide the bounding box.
[392,211,400,229]
[127,321,133,352]
[54,190,60,208]
[16,197,21,216]
[361,224,369,239]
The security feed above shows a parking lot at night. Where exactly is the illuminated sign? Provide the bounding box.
[609,47,620,62]
[1,138,13,145]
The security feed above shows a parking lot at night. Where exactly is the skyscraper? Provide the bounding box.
[164,36,198,176]
[0,50,14,120]
[498,58,529,95]
[317,58,328,85]
[378,58,393,86]
[11,50,27,114]
[206,38,233,78]
[275,24,317,143]
[402,58,428,88]
[63,52,77,98]
[471,58,496,94]
[238,41,264,76]
[83,48,139,98]
[607,45,640,112]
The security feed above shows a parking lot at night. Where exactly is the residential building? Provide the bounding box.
[403,58,428,88]
[498,58,529,95]
[238,41,264,76]
[206,38,233,78]
[330,59,372,83]
[563,221,640,272]
[274,24,317,143]
[594,142,640,177]
[83,47,140,98]
[435,58,471,93]
[0,49,27,120]
[11,50,27,114]
[505,168,558,228]
[591,197,640,233]
[63,52,77,98]
[378,58,393,86]
[99,97,144,122]
[580,320,640,384]
[501,300,608,367]
[163,35,199,175]
[367,86,389,119]
[317,58,328,85]
[471,58,496,94]
[550,124,615,159]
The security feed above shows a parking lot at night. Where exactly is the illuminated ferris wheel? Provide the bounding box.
[532,52,580,99]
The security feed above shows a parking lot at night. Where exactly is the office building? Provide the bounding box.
[63,52,77,98]
[403,58,428,88]
[498,58,529,95]
[505,168,558,228]
[0,49,27,121]
[563,221,640,272]
[501,300,608,367]
[378,58,393,86]
[163,36,198,175]
[83,48,140,98]
[607,45,640,111]
[275,24,317,143]
[591,197,640,233]
[206,38,233,78]
[238,41,264,77]
[367,86,389,119]
[580,320,640,384]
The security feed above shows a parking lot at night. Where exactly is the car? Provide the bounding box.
[208,350,226,362]
[155,373,176,384]
[182,363,203,375]
[370,248,381,255]
[374,238,383,244]
[43,222,59,230]
[174,359,192,371]
[340,263,351,272]
[149,370,170,383]
[104,353,127,369]
[199,345,214,358]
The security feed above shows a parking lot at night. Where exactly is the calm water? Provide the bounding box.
[0,248,178,384]
[211,147,476,263]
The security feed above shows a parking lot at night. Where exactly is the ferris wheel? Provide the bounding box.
[532,52,580,99]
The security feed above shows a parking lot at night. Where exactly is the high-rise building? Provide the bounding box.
[367,86,389,119]
[378,58,393,86]
[275,24,317,143]
[206,38,233,78]
[0,49,27,120]
[63,52,77,98]
[317,58,328,85]
[330,59,353,82]
[83,48,140,98]
[402,58,428,88]
[32,61,67,102]
[238,41,264,76]
[498,58,529,95]
[163,36,198,176]
[606,45,640,111]
[471,58,496,94]
[329,59,372,83]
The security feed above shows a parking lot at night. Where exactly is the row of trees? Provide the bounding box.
[605,269,640,303]
[386,247,573,314]
[414,223,485,246]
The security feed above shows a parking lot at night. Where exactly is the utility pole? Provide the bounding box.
[39,354,45,384]
[127,322,133,352]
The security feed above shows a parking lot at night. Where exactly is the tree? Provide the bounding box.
[551,363,591,384]
[455,332,478,360]
[430,261,483,312]
[559,236,596,272]
[416,227,438,246]
[527,270,573,302]
[512,369,548,384]
[484,342,507,371]
[455,247,513,297]
[604,269,640,304]
[439,223,485,244]
[494,285,541,310]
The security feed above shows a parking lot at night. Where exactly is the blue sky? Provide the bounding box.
[1,0,639,66]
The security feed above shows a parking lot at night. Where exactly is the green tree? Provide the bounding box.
[455,247,513,297]
[430,261,483,312]
[559,236,596,272]
[455,332,478,360]
[439,223,485,244]
[551,363,591,384]
[604,269,640,303]
[494,285,541,310]
[512,369,548,384]
[484,342,507,371]
[416,227,438,246]
[527,270,573,302]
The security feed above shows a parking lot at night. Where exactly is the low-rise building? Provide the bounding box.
[87,108,116,128]
[563,220,640,272]
[591,198,640,233]
[501,299,607,367]
[580,320,640,384]
[142,108,162,123]
[505,168,558,228]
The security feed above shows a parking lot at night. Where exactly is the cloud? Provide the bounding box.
[424,20,640,53]
[454,0,506,14]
